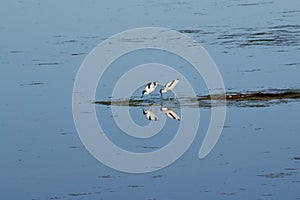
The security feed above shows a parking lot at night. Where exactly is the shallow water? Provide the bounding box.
[1,0,300,199]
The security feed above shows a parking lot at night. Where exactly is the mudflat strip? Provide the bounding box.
[94,89,300,108]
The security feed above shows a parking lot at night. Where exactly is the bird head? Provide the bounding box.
[159,89,163,95]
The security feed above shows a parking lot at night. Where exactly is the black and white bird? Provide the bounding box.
[143,109,158,121]
[142,81,158,96]
[160,79,180,95]
[161,107,180,121]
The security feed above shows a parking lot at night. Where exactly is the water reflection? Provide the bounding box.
[161,107,180,121]
[142,107,181,121]
[142,109,158,121]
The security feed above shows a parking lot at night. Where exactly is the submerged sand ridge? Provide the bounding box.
[94,89,300,108]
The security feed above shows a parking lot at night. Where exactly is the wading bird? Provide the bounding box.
[142,81,158,97]
[160,79,180,96]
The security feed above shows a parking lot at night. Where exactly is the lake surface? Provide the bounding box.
[1,0,300,199]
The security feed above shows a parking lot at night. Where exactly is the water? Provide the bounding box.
[1,0,300,199]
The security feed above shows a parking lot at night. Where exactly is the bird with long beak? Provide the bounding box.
[142,81,158,97]
[160,79,180,96]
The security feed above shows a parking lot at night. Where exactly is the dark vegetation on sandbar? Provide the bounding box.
[94,89,300,108]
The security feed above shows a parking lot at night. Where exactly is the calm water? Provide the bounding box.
[1,0,300,199]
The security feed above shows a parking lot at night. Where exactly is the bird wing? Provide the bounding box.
[149,114,158,121]
[165,79,179,90]
[144,110,158,121]
[146,82,157,90]
[146,82,152,89]
[166,109,180,120]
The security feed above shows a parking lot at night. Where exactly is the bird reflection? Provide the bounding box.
[143,109,158,121]
[142,107,180,122]
[161,107,180,121]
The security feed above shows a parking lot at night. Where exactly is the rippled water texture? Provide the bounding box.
[1,0,300,199]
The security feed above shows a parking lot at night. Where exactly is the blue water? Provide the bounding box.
[1,0,300,199]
